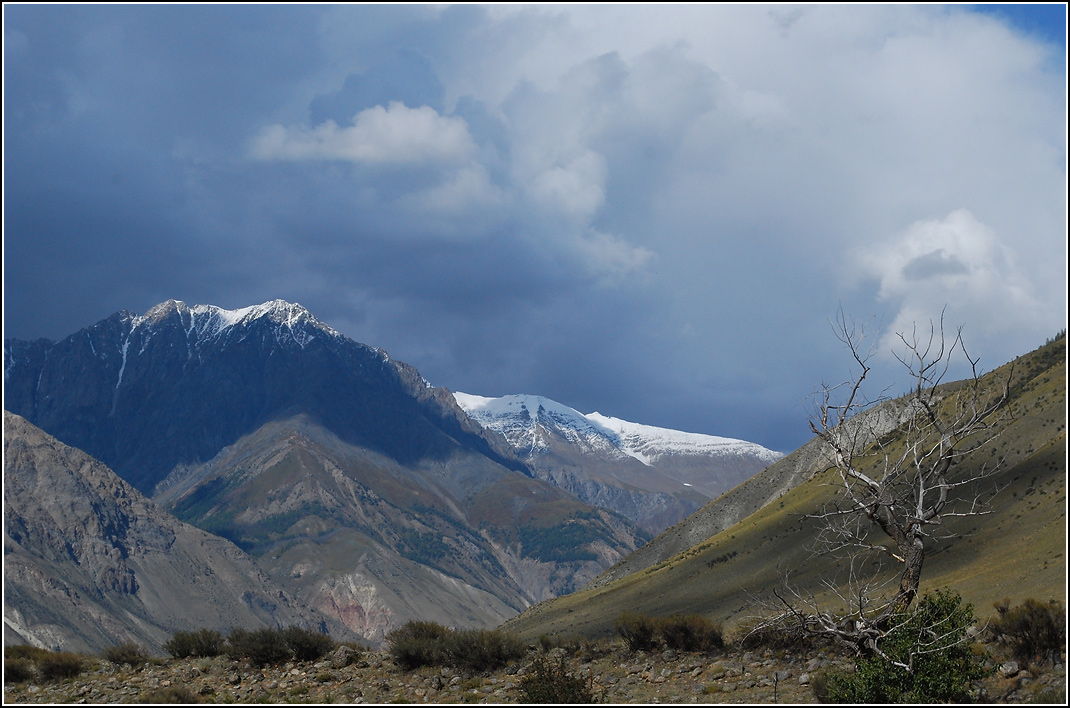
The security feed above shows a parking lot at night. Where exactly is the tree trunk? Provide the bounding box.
[894,535,925,615]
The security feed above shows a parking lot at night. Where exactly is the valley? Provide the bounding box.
[4,300,1065,692]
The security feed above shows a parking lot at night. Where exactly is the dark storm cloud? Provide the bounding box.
[310,48,446,124]
[901,249,970,281]
[4,5,1065,453]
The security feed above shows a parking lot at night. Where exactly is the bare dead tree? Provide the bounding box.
[769,309,1011,660]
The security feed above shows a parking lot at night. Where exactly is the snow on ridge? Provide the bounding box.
[126,299,342,345]
[455,392,615,456]
[454,392,782,465]
[584,412,781,463]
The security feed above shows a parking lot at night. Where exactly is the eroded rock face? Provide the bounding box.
[154,414,643,646]
[3,301,650,647]
[2,412,347,653]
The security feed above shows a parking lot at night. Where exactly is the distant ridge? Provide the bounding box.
[455,392,781,534]
[3,298,521,494]
[500,336,1067,641]
[3,300,648,646]
[3,411,339,653]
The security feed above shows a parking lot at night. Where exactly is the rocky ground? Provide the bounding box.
[4,641,1065,704]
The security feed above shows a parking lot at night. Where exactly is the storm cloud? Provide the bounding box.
[4,4,1065,453]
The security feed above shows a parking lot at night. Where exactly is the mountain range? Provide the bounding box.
[3,298,778,650]
[454,393,781,534]
[3,411,339,653]
[502,335,1067,641]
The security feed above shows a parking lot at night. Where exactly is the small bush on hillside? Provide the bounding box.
[386,620,452,670]
[616,611,725,654]
[280,626,335,662]
[164,629,225,659]
[386,621,525,673]
[224,625,336,667]
[4,657,35,684]
[444,629,526,673]
[659,614,724,654]
[823,590,990,703]
[102,641,150,667]
[139,685,202,703]
[989,598,1066,666]
[615,612,661,651]
[227,627,290,667]
[520,656,598,703]
[4,645,52,663]
[556,636,615,662]
[36,651,85,681]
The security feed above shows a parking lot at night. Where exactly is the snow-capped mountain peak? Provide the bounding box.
[454,392,615,458]
[125,299,341,348]
[453,392,781,466]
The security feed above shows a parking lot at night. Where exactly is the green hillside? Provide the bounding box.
[502,335,1066,641]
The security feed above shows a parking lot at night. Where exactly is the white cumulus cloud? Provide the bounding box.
[250,101,475,165]
[858,209,1047,355]
[530,151,608,219]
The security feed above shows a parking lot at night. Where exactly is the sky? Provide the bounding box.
[3,4,1066,454]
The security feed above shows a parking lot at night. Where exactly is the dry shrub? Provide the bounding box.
[615,612,661,651]
[4,657,35,684]
[164,628,225,659]
[989,598,1066,666]
[520,655,598,703]
[659,614,724,654]
[385,621,525,673]
[102,641,150,667]
[139,686,202,703]
[386,620,452,670]
[36,651,85,681]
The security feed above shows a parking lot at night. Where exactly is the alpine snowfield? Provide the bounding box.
[454,392,781,466]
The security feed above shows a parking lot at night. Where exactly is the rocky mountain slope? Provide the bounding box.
[2,412,340,654]
[3,299,522,496]
[152,413,641,645]
[3,300,646,646]
[587,396,914,587]
[502,336,1066,641]
[455,393,781,535]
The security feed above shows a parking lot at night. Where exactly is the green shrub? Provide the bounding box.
[520,656,598,703]
[989,598,1066,665]
[4,657,35,684]
[444,629,526,673]
[226,627,290,667]
[615,612,661,651]
[615,612,725,654]
[659,614,724,654]
[280,626,335,662]
[4,645,51,662]
[164,629,225,659]
[36,651,85,681]
[386,621,525,672]
[102,641,150,667]
[824,590,990,703]
[225,625,336,666]
[139,686,202,703]
[386,620,452,670]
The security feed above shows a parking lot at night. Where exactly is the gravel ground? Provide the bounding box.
[4,641,1065,704]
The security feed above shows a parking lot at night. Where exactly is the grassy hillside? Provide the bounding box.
[502,335,1066,640]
